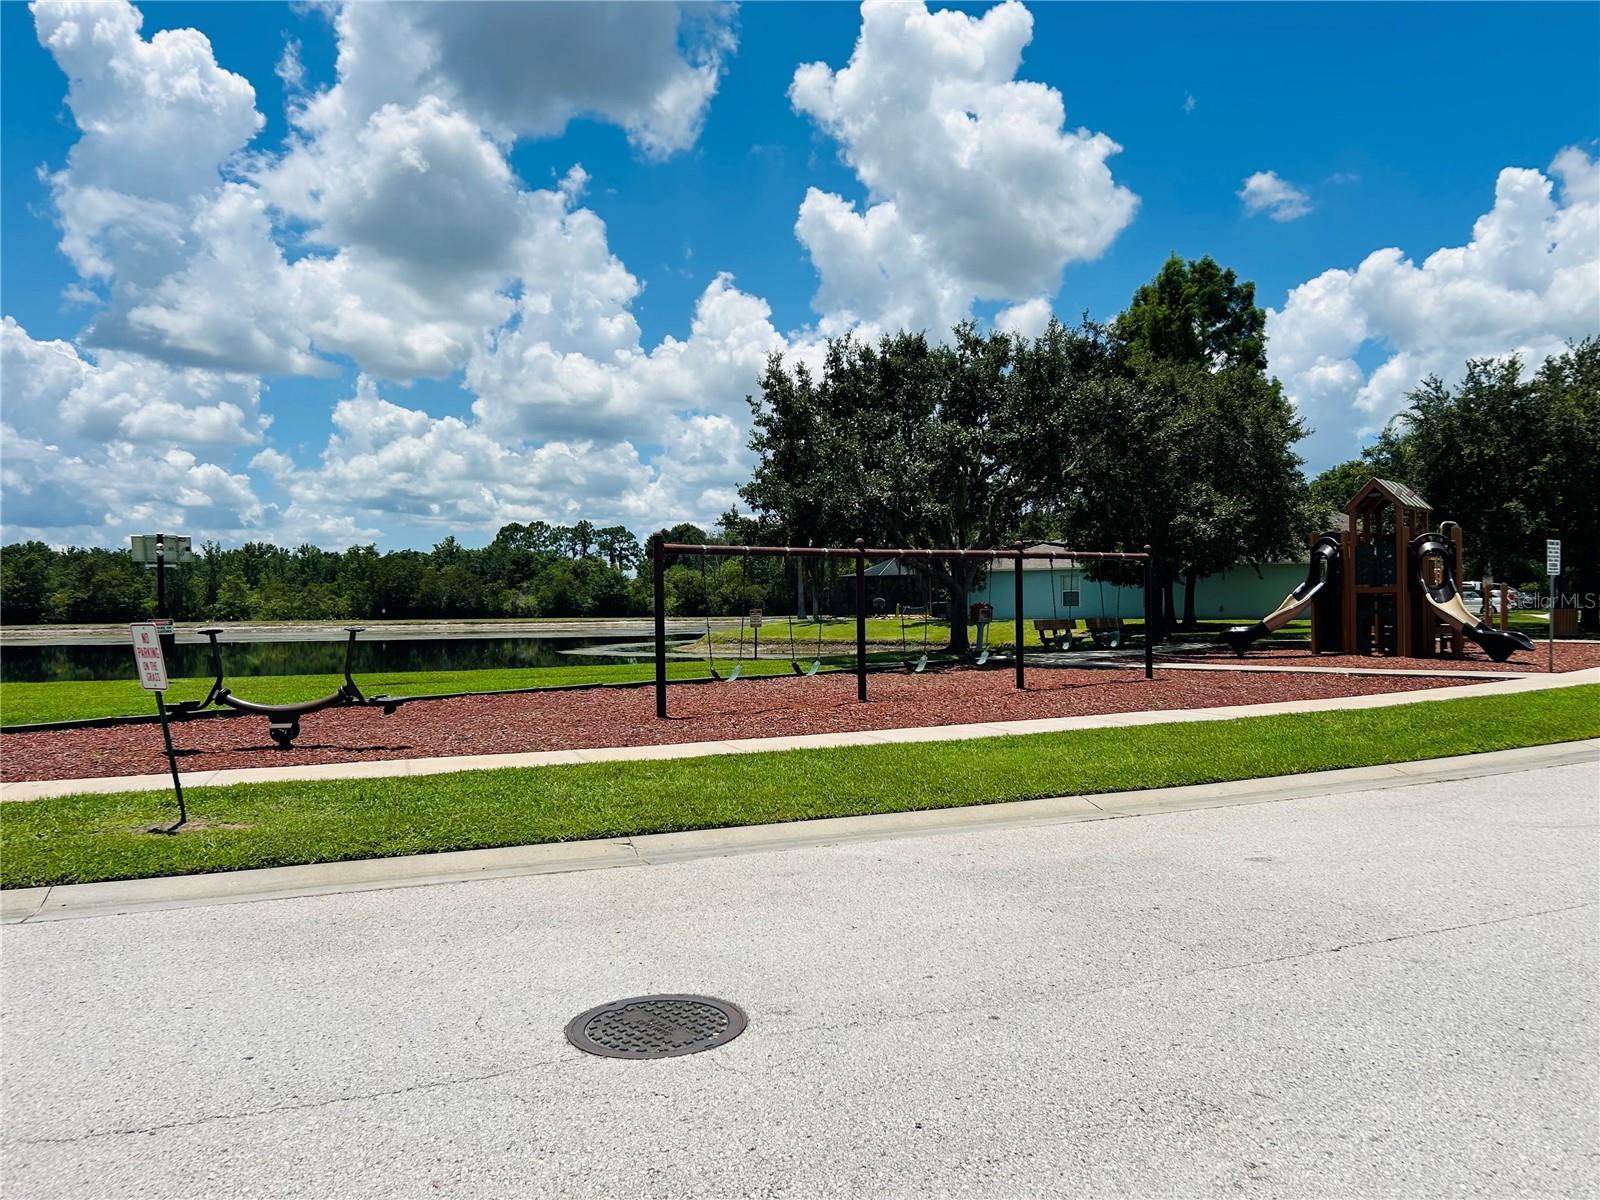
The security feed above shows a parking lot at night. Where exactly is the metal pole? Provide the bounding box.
[854,538,867,703]
[155,691,186,828]
[651,534,667,718]
[1548,567,1556,674]
[155,533,166,619]
[1142,545,1154,680]
[1013,542,1025,690]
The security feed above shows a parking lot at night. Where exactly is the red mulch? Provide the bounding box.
[0,665,1498,783]
[1165,641,1600,673]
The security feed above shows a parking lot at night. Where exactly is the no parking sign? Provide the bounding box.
[130,622,169,692]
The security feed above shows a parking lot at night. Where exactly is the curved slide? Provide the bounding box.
[1220,536,1341,656]
[1411,534,1535,663]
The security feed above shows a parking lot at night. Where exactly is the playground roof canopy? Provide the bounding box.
[1359,477,1431,512]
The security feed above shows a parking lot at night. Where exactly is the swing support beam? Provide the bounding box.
[649,536,1154,719]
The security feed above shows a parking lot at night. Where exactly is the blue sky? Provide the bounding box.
[2,1,1596,551]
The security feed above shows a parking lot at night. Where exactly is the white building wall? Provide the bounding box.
[985,561,1308,621]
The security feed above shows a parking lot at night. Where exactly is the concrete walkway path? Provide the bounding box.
[5,666,1594,802]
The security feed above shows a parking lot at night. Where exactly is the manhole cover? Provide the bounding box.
[565,994,747,1059]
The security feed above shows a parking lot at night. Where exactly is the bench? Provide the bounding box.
[1032,618,1078,651]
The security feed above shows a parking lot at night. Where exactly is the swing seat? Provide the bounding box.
[806,659,822,677]
[1032,618,1078,651]
[1086,618,1124,649]
[726,663,742,682]
[913,653,928,673]
[790,662,804,676]
[975,649,990,666]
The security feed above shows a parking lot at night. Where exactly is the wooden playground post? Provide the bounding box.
[1450,523,1467,655]
[1394,505,1411,658]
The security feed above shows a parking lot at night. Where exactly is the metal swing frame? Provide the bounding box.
[649,538,1155,719]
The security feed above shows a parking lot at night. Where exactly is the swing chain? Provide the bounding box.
[698,554,720,680]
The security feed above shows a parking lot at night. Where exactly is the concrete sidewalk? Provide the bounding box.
[5,739,1594,926]
[5,665,1593,802]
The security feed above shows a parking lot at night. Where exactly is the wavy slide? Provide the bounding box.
[1412,533,1535,663]
[1220,535,1341,656]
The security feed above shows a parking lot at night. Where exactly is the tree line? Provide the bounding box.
[1307,338,1598,629]
[0,522,654,625]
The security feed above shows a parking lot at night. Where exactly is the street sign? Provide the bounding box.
[130,623,169,692]
[749,609,763,627]
[1545,539,1562,674]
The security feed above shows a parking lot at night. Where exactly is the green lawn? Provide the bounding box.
[710,616,1152,649]
[0,654,894,728]
[702,615,1307,651]
[3,685,1593,889]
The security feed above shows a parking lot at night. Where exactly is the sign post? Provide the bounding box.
[749,608,762,659]
[131,534,192,661]
[1546,540,1561,674]
[131,622,186,830]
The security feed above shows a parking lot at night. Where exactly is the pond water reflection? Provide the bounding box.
[0,636,662,683]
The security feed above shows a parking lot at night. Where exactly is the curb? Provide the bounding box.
[3,739,1595,927]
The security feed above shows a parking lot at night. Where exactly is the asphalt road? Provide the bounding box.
[2,762,1596,1198]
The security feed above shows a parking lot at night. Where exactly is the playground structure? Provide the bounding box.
[1222,478,1535,662]
[650,537,1155,718]
[173,626,401,747]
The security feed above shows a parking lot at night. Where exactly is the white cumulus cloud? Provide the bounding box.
[790,0,1135,333]
[1,317,273,541]
[1268,147,1600,468]
[307,1,736,161]
[1239,170,1312,222]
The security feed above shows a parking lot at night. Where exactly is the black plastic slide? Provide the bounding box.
[1458,622,1537,663]
[1220,536,1341,656]
[1409,531,1535,662]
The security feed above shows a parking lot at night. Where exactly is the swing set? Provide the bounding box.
[650,536,1155,719]
[1028,546,1136,651]
[897,568,935,673]
[700,548,838,680]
